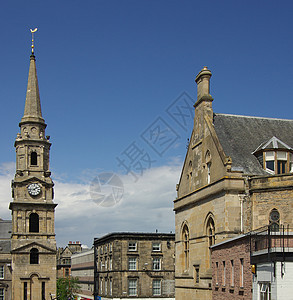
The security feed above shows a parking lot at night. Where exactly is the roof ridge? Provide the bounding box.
[215,113,293,122]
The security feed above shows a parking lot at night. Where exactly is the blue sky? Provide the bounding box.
[1,0,293,247]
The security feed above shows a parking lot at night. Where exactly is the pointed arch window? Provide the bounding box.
[269,209,280,232]
[182,224,189,271]
[29,213,39,233]
[206,216,215,267]
[207,218,215,247]
[30,248,39,264]
[30,152,37,166]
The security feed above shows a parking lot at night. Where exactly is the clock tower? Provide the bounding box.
[9,48,57,299]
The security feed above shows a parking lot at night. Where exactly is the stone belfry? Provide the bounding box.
[9,32,57,300]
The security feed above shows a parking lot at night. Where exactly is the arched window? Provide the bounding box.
[31,152,37,166]
[30,248,39,264]
[207,218,215,247]
[205,150,212,184]
[206,216,215,267]
[269,209,280,232]
[29,213,39,233]
[182,224,189,271]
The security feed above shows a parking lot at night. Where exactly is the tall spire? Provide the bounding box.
[20,29,45,125]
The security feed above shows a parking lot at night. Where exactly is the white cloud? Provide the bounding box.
[0,162,15,220]
[55,163,181,247]
[0,162,182,248]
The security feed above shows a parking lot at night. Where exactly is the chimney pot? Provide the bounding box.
[195,67,212,101]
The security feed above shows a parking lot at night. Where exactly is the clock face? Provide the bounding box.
[27,183,41,196]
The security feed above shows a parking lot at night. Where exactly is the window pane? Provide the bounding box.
[266,151,274,160]
[153,258,161,270]
[128,257,137,270]
[0,266,4,279]
[277,161,286,174]
[277,151,287,160]
[128,279,137,296]
[152,243,161,251]
[266,160,275,172]
[128,242,137,251]
[153,280,161,296]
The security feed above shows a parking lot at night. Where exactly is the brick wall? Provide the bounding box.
[211,236,252,300]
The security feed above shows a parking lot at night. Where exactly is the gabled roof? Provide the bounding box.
[11,241,56,253]
[253,136,293,153]
[213,114,293,175]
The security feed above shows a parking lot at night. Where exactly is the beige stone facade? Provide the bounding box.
[94,232,175,299]
[9,53,57,300]
[174,67,293,299]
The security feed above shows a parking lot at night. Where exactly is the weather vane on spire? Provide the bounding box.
[30,28,38,54]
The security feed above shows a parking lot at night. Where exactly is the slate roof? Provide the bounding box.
[213,113,293,175]
[0,220,12,254]
[0,220,12,239]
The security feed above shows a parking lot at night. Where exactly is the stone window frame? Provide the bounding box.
[230,260,234,287]
[181,222,190,272]
[240,258,244,288]
[222,261,226,287]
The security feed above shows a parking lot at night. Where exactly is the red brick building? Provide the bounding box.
[211,235,252,300]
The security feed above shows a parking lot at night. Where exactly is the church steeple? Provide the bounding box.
[20,54,45,125]
[10,31,57,299]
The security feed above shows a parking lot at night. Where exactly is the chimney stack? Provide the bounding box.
[195,66,212,101]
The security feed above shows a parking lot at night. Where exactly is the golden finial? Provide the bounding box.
[30,28,38,54]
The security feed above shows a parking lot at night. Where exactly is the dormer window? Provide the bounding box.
[253,136,293,175]
[264,151,292,174]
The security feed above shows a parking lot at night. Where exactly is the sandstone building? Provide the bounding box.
[57,241,83,278]
[174,67,293,299]
[94,232,175,299]
[9,49,57,299]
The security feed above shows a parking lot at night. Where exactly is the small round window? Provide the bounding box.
[270,209,280,222]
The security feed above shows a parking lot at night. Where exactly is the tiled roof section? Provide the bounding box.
[213,114,293,175]
[0,240,11,253]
